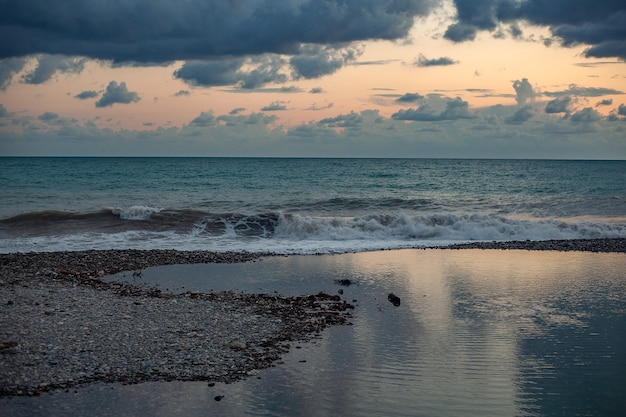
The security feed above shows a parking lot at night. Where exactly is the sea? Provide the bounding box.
[2,157,626,417]
[1,157,626,253]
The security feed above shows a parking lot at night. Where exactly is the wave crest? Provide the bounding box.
[111,206,162,220]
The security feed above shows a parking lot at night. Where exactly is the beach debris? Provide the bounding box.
[214,395,225,401]
[334,278,353,286]
[387,293,401,307]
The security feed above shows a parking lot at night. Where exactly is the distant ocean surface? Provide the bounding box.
[1,157,625,254]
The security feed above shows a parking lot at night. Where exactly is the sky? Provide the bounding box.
[1,0,625,158]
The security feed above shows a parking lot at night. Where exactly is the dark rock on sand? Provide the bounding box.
[388,293,401,307]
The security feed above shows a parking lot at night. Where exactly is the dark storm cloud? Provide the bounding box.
[95,81,140,107]
[391,97,475,121]
[0,57,27,90]
[619,104,626,116]
[21,55,86,84]
[173,56,287,89]
[415,54,458,67]
[445,1,626,60]
[545,96,572,114]
[290,45,362,79]
[0,1,433,63]
[443,23,477,42]
[74,90,99,100]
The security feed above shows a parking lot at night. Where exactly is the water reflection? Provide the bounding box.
[2,250,624,416]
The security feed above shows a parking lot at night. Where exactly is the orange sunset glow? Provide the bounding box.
[1,1,625,158]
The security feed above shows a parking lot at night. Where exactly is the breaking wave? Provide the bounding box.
[1,208,625,254]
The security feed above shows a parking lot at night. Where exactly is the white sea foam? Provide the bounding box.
[1,213,625,254]
[111,206,162,220]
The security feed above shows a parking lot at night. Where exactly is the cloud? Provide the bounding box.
[619,104,626,116]
[38,112,59,121]
[545,96,572,114]
[4,104,626,159]
[229,107,246,115]
[190,111,217,127]
[506,105,534,124]
[290,45,362,79]
[596,99,613,106]
[445,1,626,60]
[174,55,287,89]
[74,90,99,100]
[305,102,334,111]
[415,54,459,67]
[570,107,602,123]
[0,103,10,118]
[174,90,190,97]
[444,23,478,42]
[309,87,324,94]
[512,78,536,105]
[21,55,87,85]
[392,97,475,121]
[261,101,288,111]
[544,84,624,97]
[0,57,27,90]
[216,112,276,126]
[1,1,433,63]
[95,81,140,107]
[319,112,364,128]
[396,93,424,103]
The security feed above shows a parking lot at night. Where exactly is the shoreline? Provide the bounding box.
[0,250,352,397]
[1,238,624,397]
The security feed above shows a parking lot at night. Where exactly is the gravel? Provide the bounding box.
[1,239,624,396]
[0,250,353,396]
[437,238,626,252]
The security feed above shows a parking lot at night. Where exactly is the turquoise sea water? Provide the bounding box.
[1,157,625,253]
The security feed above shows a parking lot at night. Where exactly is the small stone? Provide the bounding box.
[229,338,247,350]
[387,293,401,307]
[214,395,225,401]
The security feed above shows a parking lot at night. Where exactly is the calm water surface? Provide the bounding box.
[3,249,625,417]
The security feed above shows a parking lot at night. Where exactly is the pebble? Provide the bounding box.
[0,250,354,397]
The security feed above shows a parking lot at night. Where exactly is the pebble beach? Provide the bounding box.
[0,250,353,396]
[1,238,625,397]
